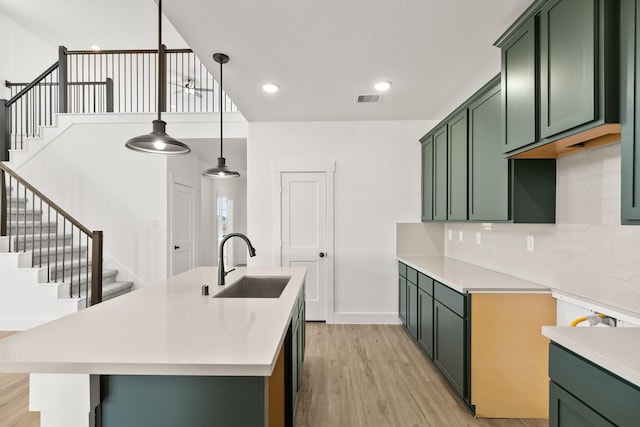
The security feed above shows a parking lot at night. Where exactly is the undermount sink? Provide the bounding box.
[214,275,291,298]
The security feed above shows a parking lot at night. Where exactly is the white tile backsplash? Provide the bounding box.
[445,142,640,315]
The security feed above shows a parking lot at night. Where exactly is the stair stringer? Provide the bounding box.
[0,248,80,330]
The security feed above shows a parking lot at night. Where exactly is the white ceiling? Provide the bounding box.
[1,0,534,123]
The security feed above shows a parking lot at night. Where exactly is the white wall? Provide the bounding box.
[248,120,436,323]
[445,143,640,316]
[0,11,57,99]
[16,121,169,287]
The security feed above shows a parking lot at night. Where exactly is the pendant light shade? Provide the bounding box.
[125,0,190,155]
[125,120,190,154]
[203,157,241,178]
[203,53,240,179]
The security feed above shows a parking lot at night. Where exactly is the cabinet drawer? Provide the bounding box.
[549,342,640,427]
[406,267,418,285]
[398,262,407,278]
[434,281,466,318]
[418,273,433,295]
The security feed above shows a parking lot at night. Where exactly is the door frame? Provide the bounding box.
[168,174,197,277]
[272,160,335,323]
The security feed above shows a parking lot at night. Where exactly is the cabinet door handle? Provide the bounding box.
[319,252,326,258]
[174,245,180,250]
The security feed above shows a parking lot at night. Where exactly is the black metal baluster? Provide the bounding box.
[78,225,81,299]
[54,211,58,282]
[31,191,34,266]
[62,218,66,286]
[8,175,12,252]
[70,223,74,297]
[47,205,51,282]
[22,184,26,253]
[85,234,89,305]
[39,198,43,267]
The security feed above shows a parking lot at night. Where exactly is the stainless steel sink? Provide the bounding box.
[214,275,291,298]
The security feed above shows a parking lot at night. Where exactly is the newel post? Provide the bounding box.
[0,99,10,162]
[105,78,114,112]
[1,168,6,237]
[90,231,103,306]
[58,46,68,114]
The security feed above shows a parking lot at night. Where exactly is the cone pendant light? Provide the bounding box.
[125,0,190,155]
[202,53,240,178]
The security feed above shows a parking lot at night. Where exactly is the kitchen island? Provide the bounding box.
[0,266,307,427]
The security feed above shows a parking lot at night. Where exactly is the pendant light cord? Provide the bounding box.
[219,58,224,159]
[157,0,163,122]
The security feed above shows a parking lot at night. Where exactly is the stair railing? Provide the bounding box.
[0,162,103,307]
[1,45,238,162]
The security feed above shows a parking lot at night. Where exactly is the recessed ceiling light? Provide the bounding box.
[90,45,101,51]
[374,81,392,91]
[262,83,279,93]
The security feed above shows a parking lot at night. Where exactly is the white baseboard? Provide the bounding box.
[0,317,53,331]
[327,312,403,325]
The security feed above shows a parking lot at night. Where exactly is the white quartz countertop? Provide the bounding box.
[542,326,640,387]
[397,256,550,293]
[0,266,306,377]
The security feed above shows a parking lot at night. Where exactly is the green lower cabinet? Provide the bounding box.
[433,300,466,398]
[100,376,266,427]
[398,275,407,324]
[549,382,614,427]
[549,342,640,427]
[417,289,433,358]
[406,280,418,339]
[286,290,306,427]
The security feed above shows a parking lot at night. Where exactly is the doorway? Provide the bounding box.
[275,161,335,321]
[170,180,195,276]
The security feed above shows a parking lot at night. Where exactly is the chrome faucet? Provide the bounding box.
[218,233,257,286]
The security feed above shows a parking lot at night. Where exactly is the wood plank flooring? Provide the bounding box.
[0,326,547,427]
[0,332,39,427]
[295,324,548,427]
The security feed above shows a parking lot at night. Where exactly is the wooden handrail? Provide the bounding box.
[6,62,59,107]
[0,162,92,236]
[65,48,192,55]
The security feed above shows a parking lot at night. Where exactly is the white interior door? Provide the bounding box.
[171,181,194,275]
[281,172,328,321]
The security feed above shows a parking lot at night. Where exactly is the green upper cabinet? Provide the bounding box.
[496,0,619,157]
[469,80,509,221]
[447,110,468,221]
[433,125,448,221]
[621,0,640,224]
[501,16,537,154]
[421,136,434,221]
[539,0,596,138]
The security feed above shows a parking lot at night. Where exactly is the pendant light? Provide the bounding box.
[202,53,240,178]
[125,0,190,155]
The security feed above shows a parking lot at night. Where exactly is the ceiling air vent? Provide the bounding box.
[355,94,382,103]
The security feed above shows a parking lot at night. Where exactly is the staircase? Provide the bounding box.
[1,176,133,330]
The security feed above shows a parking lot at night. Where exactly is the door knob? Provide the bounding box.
[174,245,180,250]
[319,252,326,258]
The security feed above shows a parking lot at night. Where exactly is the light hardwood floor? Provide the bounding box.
[0,332,39,427]
[0,326,547,427]
[294,324,548,427]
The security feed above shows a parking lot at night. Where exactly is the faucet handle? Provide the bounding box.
[225,268,236,277]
